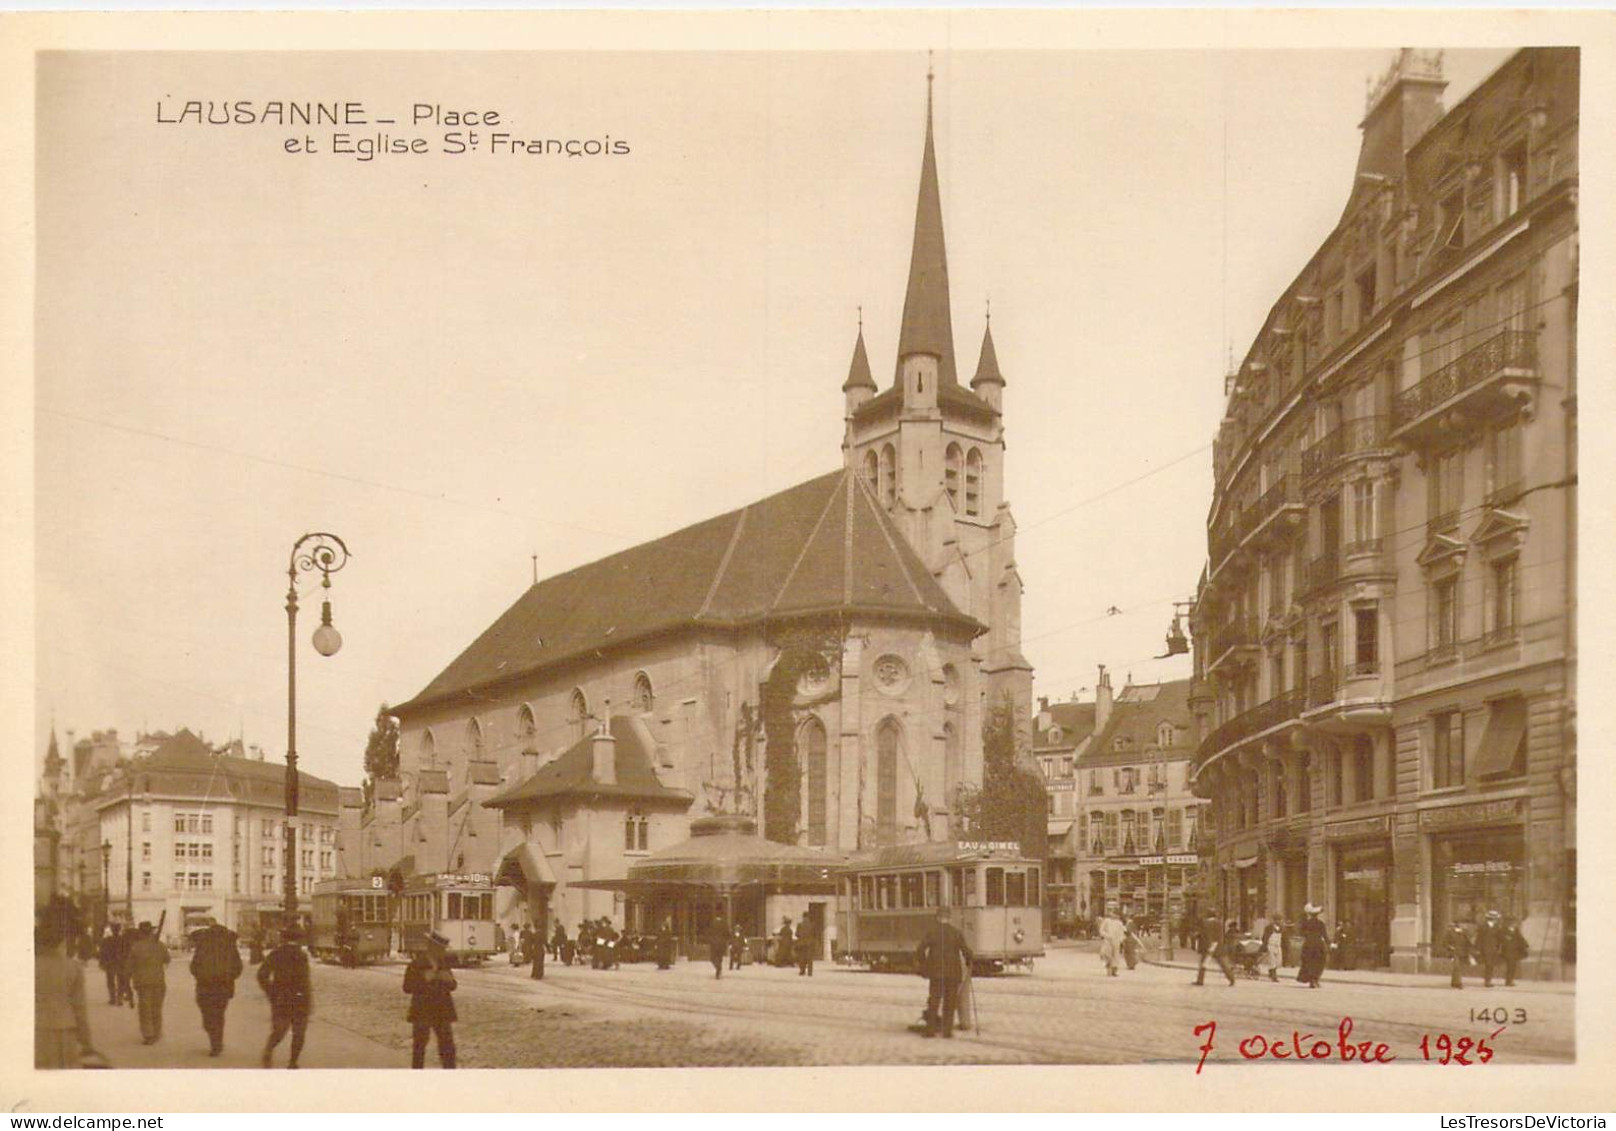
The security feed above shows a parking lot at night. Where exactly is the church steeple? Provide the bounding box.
[842,319,875,394]
[895,62,958,387]
[971,314,1005,411]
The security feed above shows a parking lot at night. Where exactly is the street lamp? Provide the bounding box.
[100,840,111,929]
[285,532,350,922]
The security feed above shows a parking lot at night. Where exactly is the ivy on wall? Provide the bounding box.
[955,693,1048,859]
[759,624,844,844]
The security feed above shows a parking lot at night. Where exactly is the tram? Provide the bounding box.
[398,872,499,966]
[238,904,312,951]
[310,877,394,966]
[836,842,1044,974]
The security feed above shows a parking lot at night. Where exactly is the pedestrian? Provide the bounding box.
[257,926,312,1069]
[127,921,170,1045]
[35,919,100,1069]
[775,916,794,968]
[404,930,458,1069]
[1445,921,1472,989]
[1335,920,1357,970]
[1296,904,1329,989]
[707,916,729,979]
[1475,910,1503,988]
[518,923,536,969]
[914,907,972,1039]
[728,923,745,970]
[1259,914,1283,983]
[1501,916,1529,986]
[1192,912,1234,986]
[795,918,816,977]
[529,919,545,981]
[96,924,123,1006]
[1121,917,1141,971]
[550,919,567,962]
[189,915,244,1057]
[1097,905,1125,977]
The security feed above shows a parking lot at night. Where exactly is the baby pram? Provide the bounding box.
[1227,934,1267,978]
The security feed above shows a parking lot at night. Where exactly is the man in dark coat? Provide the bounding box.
[257,926,312,1068]
[707,917,730,979]
[1500,916,1529,986]
[775,917,795,968]
[404,931,457,1068]
[1445,921,1472,989]
[97,924,125,1006]
[728,924,745,971]
[795,919,817,977]
[189,917,244,1056]
[529,919,545,981]
[1192,912,1234,986]
[1474,910,1503,987]
[914,908,972,1038]
[549,920,567,962]
[127,921,170,1044]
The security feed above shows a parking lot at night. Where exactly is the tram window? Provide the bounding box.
[925,871,941,908]
[961,868,977,906]
[447,893,461,920]
[986,867,1005,907]
[901,873,924,909]
[1006,870,1027,907]
[859,876,873,910]
[880,875,896,910]
[1028,868,1040,910]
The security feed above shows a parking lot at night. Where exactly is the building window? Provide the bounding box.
[1102,811,1119,852]
[862,448,879,487]
[569,689,589,738]
[1498,140,1527,220]
[466,717,484,760]
[1485,423,1523,505]
[964,448,983,517]
[262,845,276,867]
[876,718,900,844]
[141,811,150,833]
[199,873,213,891]
[1429,573,1460,662]
[1432,711,1465,789]
[516,704,537,752]
[140,872,151,891]
[1089,772,1103,797]
[1352,736,1375,804]
[1487,556,1519,644]
[200,843,213,861]
[1355,265,1377,322]
[262,819,275,838]
[1351,480,1376,547]
[172,872,184,891]
[421,728,437,767]
[1296,756,1312,814]
[1327,748,1344,808]
[1438,188,1465,251]
[945,443,963,510]
[880,444,898,508]
[1157,722,1174,748]
[1167,807,1184,849]
[802,718,828,847]
[1427,449,1462,534]
[632,671,654,715]
[623,809,649,853]
[141,841,151,862]
[261,875,275,894]
[1353,604,1379,675]
[1272,761,1288,819]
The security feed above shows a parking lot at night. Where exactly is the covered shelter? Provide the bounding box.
[574,814,847,960]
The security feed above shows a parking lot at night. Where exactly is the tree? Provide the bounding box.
[956,694,1048,859]
[362,705,400,805]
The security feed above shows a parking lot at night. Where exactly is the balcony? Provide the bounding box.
[1205,615,1260,675]
[1301,416,1391,482]
[1308,669,1339,709]
[1485,479,1525,509]
[1344,659,1381,679]
[1304,551,1340,596]
[1196,688,1306,769]
[1240,475,1305,549]
[1391,331,1539,445]
[1306,661,1392,733]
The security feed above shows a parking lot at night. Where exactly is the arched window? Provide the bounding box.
[943,721,961,801]
[421,729,437,767]
[944,443,963,510]
[632,671,654,715]
[1157,721,1175,748]
[863,448,879,486]
[965,448,983,516]
[880,443,898,508]
[623,808,649,852]
[801,718,828,847]
[516,705,537,754]
[465,717,484,760]
[876,718,901,844]
[569,688,589,738]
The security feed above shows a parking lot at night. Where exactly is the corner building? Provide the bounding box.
[1189,49,1576,976]
[363,77,1034,945]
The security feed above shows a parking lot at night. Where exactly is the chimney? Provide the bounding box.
[337,787,364,877]
[592,718,617,786]
[1096,665,1114,733]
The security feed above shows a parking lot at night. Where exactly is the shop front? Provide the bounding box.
[1232,854,1263,929]
[1326,818,1392,969]
[1420,798,1528,962]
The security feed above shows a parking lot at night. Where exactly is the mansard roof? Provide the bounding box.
[97,728,342,813]
[396,469,980,714]
[1079,679,1196,770]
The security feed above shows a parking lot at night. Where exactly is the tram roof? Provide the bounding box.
[841,842,1036,870]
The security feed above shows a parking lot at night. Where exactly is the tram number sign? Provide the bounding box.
[370,875,384,889]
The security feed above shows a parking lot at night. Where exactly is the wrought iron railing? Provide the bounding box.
[1305,551,1340,594]
[1208,615,1258,662]
[1344,660,1381,679]
[1392,330,1537,429]
[1341,537,1384,559]
[1308,669,1339,708]
[1302,416,1390,480]
[1196,688,1306,766]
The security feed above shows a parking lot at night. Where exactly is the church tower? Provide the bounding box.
[843,68,1034,736]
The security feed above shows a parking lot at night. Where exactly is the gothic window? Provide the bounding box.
[943,721,961,801]
[876,718,901,845]
[623,809,649,852]
[945,443,963,509]
[632,671,654,714]
[421,729,436,767]
[516,705,537,753]
[863,449,879,487]
[569,688,589,738]
[802,718,828,847]
[465,717,484,760]
[965,448,983,516]
[880,444,898,507]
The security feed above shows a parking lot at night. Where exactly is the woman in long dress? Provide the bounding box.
[1296,904,1329,988]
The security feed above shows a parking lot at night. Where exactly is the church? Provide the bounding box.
[350,74,1034,944]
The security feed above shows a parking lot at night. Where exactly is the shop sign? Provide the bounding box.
[1047,780,1075,792]
[1418,798,1521,831]
[1166,854,1199,865]
[1325,816,1391,840]
[1450,861,1516,875]
[1342,868,1384,882]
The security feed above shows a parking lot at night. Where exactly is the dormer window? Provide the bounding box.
[1157,721,1174,748]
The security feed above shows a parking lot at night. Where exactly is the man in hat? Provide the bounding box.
[126,921,170,1045]
[1500,916,1529,986]
[1444,920,1472,989]
[775,916,794,968]
[189,915,244,1056]
[97,923,126,1007]
[257,926,312,1068]
[1097,905,1125,977]
[1193,911,1234,986]
[914,907,972,1038]
[529,918,545,981]
[1474,910,1503,988]
[404,931,457,1068]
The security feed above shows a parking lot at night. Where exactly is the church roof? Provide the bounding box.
[484,716,694,809]
[396,469,980,714]
[895,77,959,386]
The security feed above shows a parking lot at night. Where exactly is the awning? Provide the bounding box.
[1233,855,1260,869]
[1047,819,1074,839]
[1474,698,1528,778]
[496,842,558,888]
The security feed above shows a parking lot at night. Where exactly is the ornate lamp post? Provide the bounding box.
[285,533,350,921]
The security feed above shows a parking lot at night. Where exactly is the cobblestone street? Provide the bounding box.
[82,945,1573,1070]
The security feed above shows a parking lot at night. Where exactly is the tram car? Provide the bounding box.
[398,872,499,966]
[836,843,1045,974]
[238,904,313,951]
[310,877,394,965]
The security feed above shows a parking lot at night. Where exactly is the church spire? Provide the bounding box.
[895,59,958,386]
[842,317,875,392]
[972,315,1005,390]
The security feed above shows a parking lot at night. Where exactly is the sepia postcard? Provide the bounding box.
[3,7,1614,1115]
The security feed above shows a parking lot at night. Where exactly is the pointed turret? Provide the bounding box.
[971,318,1005,411]
[895,68,958,390]
[842,325,875,394]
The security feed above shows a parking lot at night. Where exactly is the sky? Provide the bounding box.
[33,46,1515,788]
